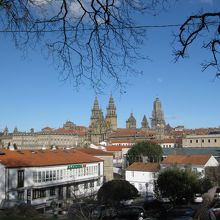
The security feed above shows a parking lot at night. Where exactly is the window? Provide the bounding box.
[49,171,53,181]
[208,139,210,143]
[53,170,56,180]
[90,181,94,188]
[57,170,60,180]
[50,187,56,196]
[46,171,49,181]
[17,191,24,200]
[60,170,63,179]
[33,171,37,183]
[32,189,46,199]
[66,186,71,198]
[190,140,192,143]
[131,171,134,177]
[202,139,204,143]
[215,139,217,143]
[38,171,42,183]
[84,182,88,189]
[42,171,46,182]
[17,170,24,188]
[196,140,198,143]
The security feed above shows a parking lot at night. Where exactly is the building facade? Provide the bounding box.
[126,113,136,129]
[78,148,114,182]
[126,162,160,195]
[160,154,219,178]
[1,121,87,150]
[0,149,104,211]
[182,134,220,148]
[105,95,117,131]
[88,96,118,144]
[151,97,166,130]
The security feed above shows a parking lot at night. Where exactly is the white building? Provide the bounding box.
[160,154,219,177]
[125,162,160,195]
[0,149,104,211]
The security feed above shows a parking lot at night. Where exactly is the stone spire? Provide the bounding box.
[126,113,136,129]
[91,97,101,120]
[89,97,107,143]
[105,94,117,130]
[141,115,149,130]
[151,97,165,130]
[3,126,8,136]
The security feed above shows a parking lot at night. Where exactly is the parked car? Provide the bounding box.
[116,205,146,220]
[145,193,156,202]
[91,205,117,220]
[193,193,203,203]
[165,206,195,220]
[209,199,220,220]
[214,188,220,199]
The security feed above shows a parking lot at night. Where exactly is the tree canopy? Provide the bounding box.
[97,180,138,205]
[156,168,213,204]
[126,141,163,165]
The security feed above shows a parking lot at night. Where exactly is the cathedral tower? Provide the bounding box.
[126,113,136,129]
[105,95,117,130]
[141,115,149,130]
[151,97,166,130]
[89,97,106,143]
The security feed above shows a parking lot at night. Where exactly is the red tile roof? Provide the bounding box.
[0,149,102,168]
[126,162,160,172]
[105,145,131,151]
[78,148,113,156]
[161,154,212,166]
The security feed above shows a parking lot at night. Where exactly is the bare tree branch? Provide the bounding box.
[175,11,220,78]
[1,0,164,92]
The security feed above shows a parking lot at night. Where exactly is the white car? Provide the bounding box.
[193,194,203,203]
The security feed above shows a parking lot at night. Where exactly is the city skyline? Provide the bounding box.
[0,0,220,131]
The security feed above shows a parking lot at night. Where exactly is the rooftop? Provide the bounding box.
[126,162,160,172]
[78,147,113,156]
[106,145,131,151]
[161,154,213,165]
[0,149,102,168]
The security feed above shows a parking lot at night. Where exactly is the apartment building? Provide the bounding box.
[0,149,104,211]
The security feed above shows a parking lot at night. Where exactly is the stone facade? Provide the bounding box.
[105,95,117,131]
[126,113,136,129]
[88,96,118,144]
[182,134,220,148]
[151,97,166,130]
[1,122,87,150]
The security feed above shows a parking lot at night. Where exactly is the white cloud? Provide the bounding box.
[30,0,52,6]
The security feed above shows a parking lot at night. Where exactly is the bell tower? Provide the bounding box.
[105,95,117,130]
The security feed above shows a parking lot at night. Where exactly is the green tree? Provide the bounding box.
[97,180,138,206]
[197,177,213,194]
[126,141,163,165]
[156,168,199,204]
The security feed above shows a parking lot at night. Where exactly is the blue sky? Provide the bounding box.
[0,0,219,132]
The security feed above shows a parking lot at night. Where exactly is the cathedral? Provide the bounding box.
[88,96,167,144]
[88,95,117,143]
